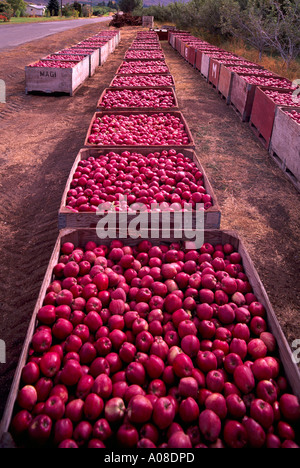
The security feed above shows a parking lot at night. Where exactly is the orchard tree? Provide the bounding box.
[6,0,26,14]
[263,0,300,68]
[47,0,59,16]
[118,0,142,13]
[0,0,13,19]
[220,0,277,60]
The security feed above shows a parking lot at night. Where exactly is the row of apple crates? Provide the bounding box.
[24,30,121,96]
[1,29,300,448]
[168,30,300,192]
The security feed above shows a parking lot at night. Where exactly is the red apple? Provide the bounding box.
[226,393,246,418]
[279,393,300,422]
[234,365,255,394]
[127,394,153,424]
[223,420,247,448]
[198,409,221,442]
[250,398,274,429]
[83,393,104,421]
[104,397,126,423]
[27,414,52,445]
[17,385,38,411]
[152,396,176,429]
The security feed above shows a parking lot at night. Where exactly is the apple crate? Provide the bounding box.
[84,110,196,150]
[25,56,90,96]
[47,50,99,77]
[115,62,170,76]
[96,86,179,112]
[109,73,175,90]
[58,147,221,230]
[195,47,221,72]
[230,72,280,122]
[1,227,300,448]
[200,52,240,82]
[217,63,263,104]
[183,42,208,67]
[249,86,300,150]
[268,106,300,191]
[208,57,246,89]
[168,31,190,49]
[151,28,169,41]
[76,42,109,66]
[123,54,166,62]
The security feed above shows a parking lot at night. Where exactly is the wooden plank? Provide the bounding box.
[269,106,300,190]
[96,86,179,112]
[57,147,221,230]
[1,227,300,445]
[83,110,196,150]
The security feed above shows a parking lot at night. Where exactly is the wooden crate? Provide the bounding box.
[208,57,245,89]
[84,110,196,150]
[58,147,221,230]
[96,86,179,112]
[1,227,300,447]
[109,73,175,89]
[115,62,170,75]
[269,106,300,191]
[47,50,99,77]
[76,42,109,66]
[217,63,263,104]
[249,86,299,149]
[230,73,278,122]
[168,31,190,48]
[25,56,90,96]
[124,52,165,62]
[195,47,221,72]
[142,16,154,28]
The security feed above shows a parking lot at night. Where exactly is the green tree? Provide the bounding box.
[0,0,13,19]
[47,0,59,16]
[263,0,300,68]
[220,0,277,60]
[6,0,26,14]
[118,0,142,13]
[73,1,82,14]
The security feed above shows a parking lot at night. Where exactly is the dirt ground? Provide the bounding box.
[0,23,299,424]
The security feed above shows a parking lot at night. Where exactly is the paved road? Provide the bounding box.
[0,17,110,51]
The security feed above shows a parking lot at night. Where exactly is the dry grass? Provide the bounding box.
[179,26,300,81]
[221,38,300,81]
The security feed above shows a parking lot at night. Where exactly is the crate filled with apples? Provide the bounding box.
[124,50,165,61]
[1,228,300,449]
[58,147,221,230]
[217,63,266,104]
[84,111,195,149]
[250,86,300,149]
[110,74,175,89]
[25,56,90,96]
[53,48,100,76]
[195,47,226,72]
[269,106,300,191]
[129,42,162,50]
[229,71,283,122]
[76,40,110,65]
[116,61,170,75]
[97,87,179,111]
